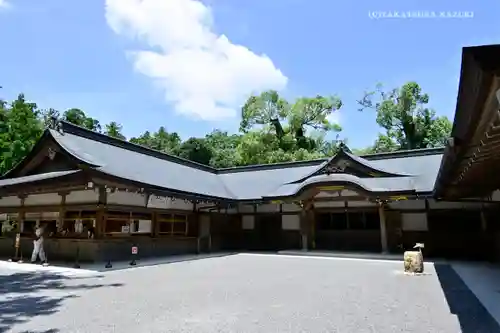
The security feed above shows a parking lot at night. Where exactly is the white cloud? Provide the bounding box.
[0,0,10,9]
[105,0,288,120]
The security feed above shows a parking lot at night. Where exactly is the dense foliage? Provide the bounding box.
[0,82,452,175]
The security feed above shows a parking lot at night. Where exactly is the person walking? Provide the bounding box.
[31,224,47,264]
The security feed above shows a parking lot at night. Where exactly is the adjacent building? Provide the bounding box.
[1,44,500,262]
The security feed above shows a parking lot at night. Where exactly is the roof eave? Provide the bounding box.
[262,179,417,202]
[86,168,237,203]
[434,44,500,198]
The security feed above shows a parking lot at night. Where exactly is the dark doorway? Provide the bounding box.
[254,215,283,251]
[314,210,382,252]
[427,209,490,260]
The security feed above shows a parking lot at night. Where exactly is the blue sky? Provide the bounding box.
[0,0,498,149]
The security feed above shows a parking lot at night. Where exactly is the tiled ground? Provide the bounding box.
[0,253,499,333]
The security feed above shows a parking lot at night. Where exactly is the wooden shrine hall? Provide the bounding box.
[2,44,500,263]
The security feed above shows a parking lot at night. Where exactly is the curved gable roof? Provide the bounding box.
[287,148,410,185]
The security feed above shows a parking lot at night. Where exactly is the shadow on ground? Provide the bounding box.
[0,271,123,332]
[435,264,500,333]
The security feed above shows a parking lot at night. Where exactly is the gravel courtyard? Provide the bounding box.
[1,253,499,333]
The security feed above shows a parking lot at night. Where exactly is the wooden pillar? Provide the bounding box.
[480,205,487,232]
[378,201,388,253]
[95,208,104,238]
[57,191,68,233]
[300,200,313,251]
[311,205,316,250]
[198,213,211,253]
[97,186,107,237]
[17,195,26,234]
[152,212,159,237]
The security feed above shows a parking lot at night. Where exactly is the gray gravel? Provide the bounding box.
[0,253,495,333]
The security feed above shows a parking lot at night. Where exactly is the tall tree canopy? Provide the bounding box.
[0,94,43,173]
[238,90,343,163]
[104,121,126,140]
[63,108,101,132]
[358,82,452,152]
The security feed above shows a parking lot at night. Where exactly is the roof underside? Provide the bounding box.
[0,170,83,196]
[434,44,500,199]
[1,121,445,201]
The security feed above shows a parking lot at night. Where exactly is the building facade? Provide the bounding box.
[1,44,500,262]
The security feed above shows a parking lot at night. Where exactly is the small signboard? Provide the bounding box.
[131,246,138,255]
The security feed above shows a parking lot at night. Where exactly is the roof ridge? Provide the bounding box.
[217,158,326,173]
[361,147,445,160]
[56,121,444,172]
[58,120,217,173]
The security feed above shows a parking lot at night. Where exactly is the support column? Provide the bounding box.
[57,191,68,233]
[97,186,107,237]
[378,201,389,253]
[480,206,487,232]
[17,195,26,234]
[152,212,159,237]
[300,200,313,251]
[311,207,316,250]
[198,213,211,253]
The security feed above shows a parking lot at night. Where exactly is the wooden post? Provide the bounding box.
[95,208,104,239]
[300,200,314,251]
[311,204,316,250]
[17,195,26,262]
[480,204,487,232]
[17,195,26,234]
[378,201,388,253]
[57,191,67,233]
[198,213,210,253]
[152,212,159,237]
[98,186,107,237]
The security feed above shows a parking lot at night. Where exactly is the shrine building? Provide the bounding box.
[1,44,500,262]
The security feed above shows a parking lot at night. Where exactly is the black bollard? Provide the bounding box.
[130,245,137,266]
[104,244,113,268]
[73,244,80,269]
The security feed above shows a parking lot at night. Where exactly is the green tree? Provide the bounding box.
[177,137,212,166]
[129,126,181,154]
[204,130,241,168]
[237,90,343,165]
[357,82,452,151]
[0,94,43,174]
[40,108,60,128]
[104,121,126,140]
[63,108,101,132]
[240,90,289,136]
[241,91,342,147]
